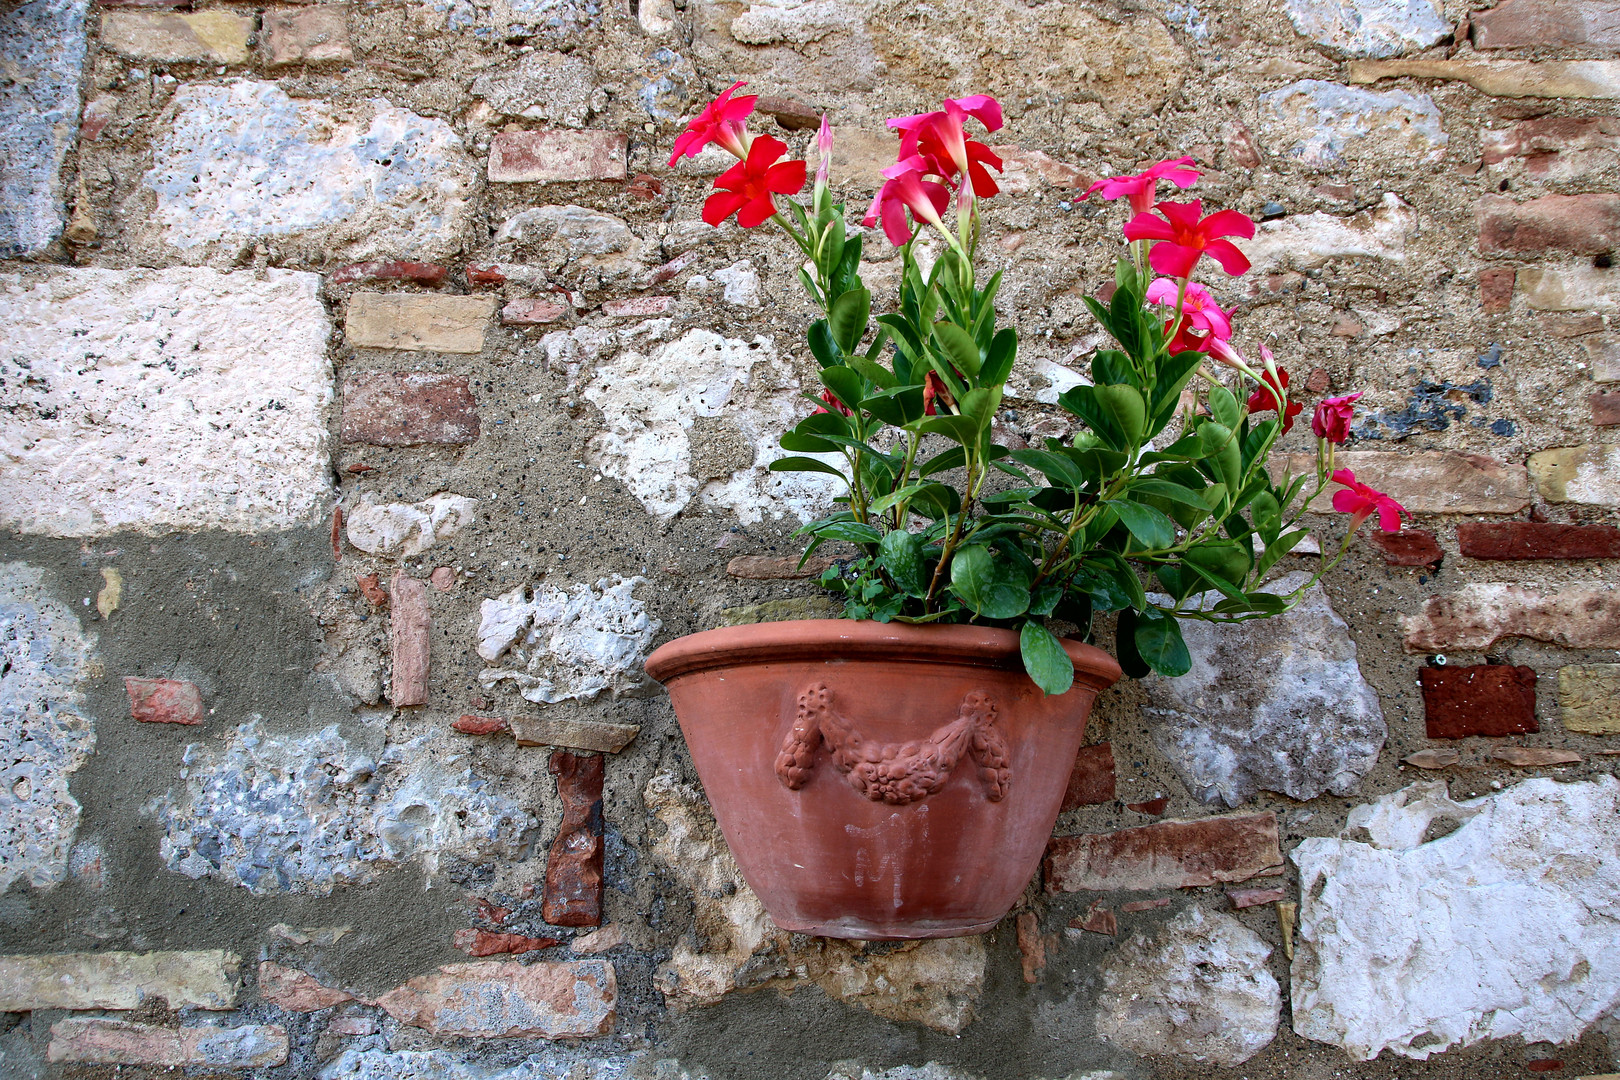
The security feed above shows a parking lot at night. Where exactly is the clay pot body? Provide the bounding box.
[643,619,1122,940]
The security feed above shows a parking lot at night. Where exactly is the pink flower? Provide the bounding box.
[1145,279,1232,354]
[1331,469,1405,533]
[1311,392,1363,444]
[1123,200,1256,279]
[862,157,951,246]
[813,388,853,417]
[1246,366,1302,434]
[702,135,807,228]
[814,114,833,191]
[1084,156,1202,214]
[887,96,1004,198]
[669,80,757,166]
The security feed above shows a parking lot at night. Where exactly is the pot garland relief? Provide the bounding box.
[673,85,1406,694]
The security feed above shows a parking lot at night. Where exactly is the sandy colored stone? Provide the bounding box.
[345,294,494,354]
[1402,583,1620,651]
[1529,444,1620,504]
[1349,58,1620,98]
[261,6,352,65]
[1491,747,1582,766]
[256,961,355,1012]
[101,11,250,63]
[1277,451,1530,514]
[570,924,626,954]
[1403,749,1461,769]
[1237,192,1416,274]
[509,716,639,753]
[1520,266,1620,312]
[47,1018,288,1067]
[0,950,239,1011]
[1559,664,1620,734]
[375,960,616,1038]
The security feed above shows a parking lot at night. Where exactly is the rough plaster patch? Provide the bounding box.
[1237,192,1417,274]
[470,51,596,124]
[160,721,536,895]
[477,576,658,704]
[0,0,90,257]
[0,563,96,893]
[1259,80,1447,167]
[1292,777,1620,1060]
[345,493,477,558]
[0,267,332,537]
[144,80,474,261]
[1285,0,1449,57]
[321,1049,636,1080]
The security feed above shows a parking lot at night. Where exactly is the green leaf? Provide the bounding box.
[819,367,865,416]
[1091,349,1133,388]
[918,447,966,477]
[1073,564,1131,612]
[1207,383,1241,430]
[769,456,847,479]
[1056,385,1123,449]
[1020,621,1075,696]
[1029,584,1063,617]
[1093,384,1147,448]
[829,288,872,355]
[908,483,962,519]
[803,519,882,545]
[879,530,928,597]
[1185,539,1251,589]
[1134,609,1191,677]
[847,354,896,391]
[918,413,983,447]
[1154,564,1198,602]
[949,545,1031,620]
[1130,478,1210,509]
[1249,490,1282,544]
[1009,449,1085,490]
[779,430,838,453]
[979,327,1018,387]
[861,385,925,427]
[1116,607,1150,679]
[932,321,983,380]
[1257,529,1310,576]
[875,314,925,366]
[1107,500,1178,551]
[807,320,839,368]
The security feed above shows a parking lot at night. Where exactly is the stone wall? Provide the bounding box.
[0,0,1617,1073]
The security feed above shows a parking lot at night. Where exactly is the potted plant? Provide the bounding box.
[643,84,1404,940]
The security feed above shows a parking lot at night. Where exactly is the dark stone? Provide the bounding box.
[1419,664,1538,739]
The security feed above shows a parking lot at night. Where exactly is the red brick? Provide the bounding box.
[1544,313,1606,338]
[1305,367,1331,393]
[375,960,615,1038]
[1228,886,1286,909]
[47,1018,288,1068]
[1224,122,1262,168]
[626,173,665,200]
[601,296,674,318]
[1476,193,1620,256]
[756,95,821,130]
[1458,521,1620,559]
[1404,584,1620,651]
[1420,664,1538,739]
[501,299,567,326]
[488,130,627,183]
[466,264,507,286]
[355,572,388,606]
[328,259,446,286]
[1595,390,1620,425]
[1493,746,1582,766]
[1480,267,1515,313]
[725,555,836,580]
[124,677,203,725]
[1069,901,1117,935]
[452,929,560,956]
[1060,742,1115,811]
[1120,898,1172,912]
[341,373,479,446]
[257,962,355,1012]
[1016,911,1045,983]
[544,751,604,927]
[1045,812,1282,893]
[261,6,351,65]
[1126,796,1169,815]
[1481,117,1620,165]
[650,251,697,284]
[453,714,509,735]
[390,572,430,708]
[1471,0,1620,48]
[1367,529,1444,567]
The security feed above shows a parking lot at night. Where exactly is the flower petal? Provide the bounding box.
[1122,212,1177,242]
[702,189,748,226]
[1203,238,1252,276]
[1200,208,1257,240]
[1147,242,1202,279]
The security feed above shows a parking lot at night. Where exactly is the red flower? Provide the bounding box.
[1123,200,1255,279]
[1311,392,1363,444]
[1145,278,1231,355]
[1331,469,1405,533]
[887,96,1004,198]
[669,80,757,166]
[1084,156,1201,214]
[1246,366,1303,434]
[862,157,951,246]
[702,135,807,229]
[813,388,854,417]
[922,370,953,416]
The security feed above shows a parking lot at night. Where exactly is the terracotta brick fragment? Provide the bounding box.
[1480,267,1515,313]
[1305,367,1331,393]
[756,95,821,130]
[1224,122,1262,168]
[470,896,511,924]
[452,929,560,956]
[1477,194,1620,256]
[1016,912,1045,983]
[1228,886,1286,909]
[1491,746,1582,766]
[649,251,697,283]
[488,130,627,183]
[375,960,615,1038]
[389,572,430,708]
[453,714,509,736]
[1525,1060,1564,1074]
[1420,664,1538,739]
[326,1017,377,1036]
[1594,390,1620,426]
[1482,117,1620,164]
[1471,0,1620,48]
[1045,812,1283,893]
[626,173,664,200]
[341,373,480,446]
[1368,529,1444,567]
[501,299,567,326]
[262,6,352,65]
[1458,521,1620,559]
[1069,902,1117,935]
[544,751,604,927]
[1403,584,1620,651]
[1061,742,1115,811]
[1126,796,1169,815]
[1120,898,1173,912]
[331,504,343,560]
[257,961,355,1012]
[124,677,203,725]
[726,554,836,579]
[430,566,455,590]
[466,264,507,286]
[355,573,388,606]
[47,1018,288,1068]
[329,259,445,286]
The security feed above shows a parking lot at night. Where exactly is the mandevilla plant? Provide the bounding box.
[672,85,1408,694]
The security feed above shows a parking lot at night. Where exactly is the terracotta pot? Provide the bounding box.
[643,619,1122,940]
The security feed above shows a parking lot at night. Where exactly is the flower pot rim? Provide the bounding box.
[643,617,1123,689]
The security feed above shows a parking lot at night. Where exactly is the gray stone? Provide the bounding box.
[471,52,595,125]
[0,563,96,893]
[1292,778,1620,1060]
[320,1049,640,1080]
[1141,573,1386,808]
[1286,0,1450,57]
[493,204,644,277]
[1095,906,1281,1066]
[344,493,478,558]
[0,0,88,256]
[1258,80,1447,168]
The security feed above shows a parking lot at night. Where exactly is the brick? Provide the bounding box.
[1458,521,1620,559]
[328,260,447,287]
[389,572,430,708]
[431,566,455,590]
[0,951,239,1011]
[1069,902,1117,935]
[991,145,1091,194]
[1529,444,1620,504]
[650,250,698,284]
[1045,812,1283,893]
[1120,898,1173,912]
[570,923,626,954]
[341,373,480,446]
[1546,314,1607,338]
[454,715,509,735]
[1595,390,1620,425]
[1558,663,1620,732]
[1127,796,1169,815]
[1481,117,1620,175]
[1477,194,1620,256]
[1519,266,1620,312]
[261,6,352,65]
[1016,911,1045,983]
[626,174,665,200]
[501,298,568,326]
[467,264,507,285]
[1348,59,1620,100]
[47,1019,288,1068]
[124,677,203,725]
[1419,664,1538,738]
[1404,748,1461,768]
[1061,742,1116,812]
[1277,451,1531,515]
[1479,267,1515,313]
[488,130,627,183]
[756,95,821,130]
[1471,0,1620,48]
[1588,335,1620,380]
[345,293,494,353]
[1402,584,1620,651]
[1367,529,1444,567]
[452,929,560,956]
[1229,886,1287,909]
[725,555,837,579]
[510,715,640,753]
[355,573,388,605]
[1491,746,1582,766]
[256,962,354,1012]
[375,960,616,1038]
[544,751,604,927]
[100,11,251,63]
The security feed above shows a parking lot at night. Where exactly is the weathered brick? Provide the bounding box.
[1471,0,1620,48]
[390,572,430,708]
[1594,390,1620,425]
[1420,664,1538,738]
[488,130,627,183]
[601,296,674,317]
[1404,748,1461,768]
[510,716,640,753]
[1491,746,1582,766]
[100,11,251,63]
[1069,903,1117,935]
[261,6,352,65]
[375,960,616,1038]
[1477,194,1620,256]
[345,293,494,353]
[467,264,507,285]
[1589,335,1620,380]
[1519,266,1620,311]
[341,373,480,446]
[452,929,560,956]
[1061,742,1116,812]
[1458,521,1620,559]
[124,676,203,725]
[1479,267,1515,312]
[1045,812,1283,893]
[501,298,568,326]
[1367,529,1444,567]
[256,962,354,1012]
[649,251,698,284]
[1016,911,1046,983]
[1558,663,1620,732]
[991,145,1091,193]
[0,951,239,1011]
[1529,444,1620,504]
[544,751,604,927]
[570,924,626,954]
[1229,886,1287,909]
[1348,59,1620,100]
[47,1019,288,1068]
[1277,451,1530,514]
[1481,117,1620,180]
[1402,583,1620,651]
[1547,313,1607,338]
[453,714,509,736]
[328,260,447,287]
[756,95,821,130]
[725,555,837,579]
